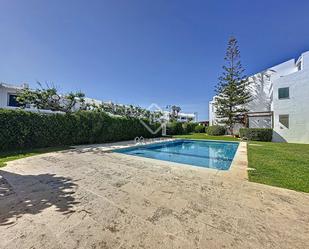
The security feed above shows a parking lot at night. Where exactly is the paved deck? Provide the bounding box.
[0,141,308,248]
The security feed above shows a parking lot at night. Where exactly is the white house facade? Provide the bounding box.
[209,51,309,144]
[1,83,198,122]
[0,83,64,114]
[0,83,111,113]
[0,83,26,109]
[173,112,198,122]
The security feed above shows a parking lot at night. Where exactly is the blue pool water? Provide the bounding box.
[114,140,239,170]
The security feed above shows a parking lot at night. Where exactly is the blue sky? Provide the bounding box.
[1,0,309,120]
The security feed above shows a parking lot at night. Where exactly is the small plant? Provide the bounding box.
[207,125,226,136]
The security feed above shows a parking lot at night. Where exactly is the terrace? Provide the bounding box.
[0,136,308,248]
[1,1,309,248]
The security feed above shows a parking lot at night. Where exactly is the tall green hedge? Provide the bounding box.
[0,109,160,151]
[166,121,184,135]
[182,122,197,134]
[207,125,226,136]
[239,128,273,142]
[194,125,205,133]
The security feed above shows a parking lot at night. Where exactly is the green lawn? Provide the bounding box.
[248,142,309,193]
[174,133,309,193]
[173,133,239,141]
[2,138,308,193]
[0,147,70,168]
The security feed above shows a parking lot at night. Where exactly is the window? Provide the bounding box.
[8,94,21,107]
[279,115,289,128]
[278,87,289,99]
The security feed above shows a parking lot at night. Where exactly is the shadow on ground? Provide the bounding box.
[0,170,79,226]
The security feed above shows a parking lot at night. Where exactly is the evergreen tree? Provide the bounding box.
[215,37,251,134]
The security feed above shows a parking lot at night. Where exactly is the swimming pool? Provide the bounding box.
[114,139,239,170]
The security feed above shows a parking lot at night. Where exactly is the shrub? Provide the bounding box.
[167,121,184,135]
[182,122,198,134]
[207,125,226,136]
[194,125,205,133]
[239,128,273,142]
[0,109,160,151]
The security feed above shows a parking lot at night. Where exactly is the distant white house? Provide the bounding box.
[0,83,64,114]
[0,83,26,109]
[209,51,309,144]
[163,111,197,123]
[178,112,198,122]
[0,83,198,122]
[0,83,109,113]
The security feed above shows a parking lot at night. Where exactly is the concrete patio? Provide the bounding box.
[0,142,308,249]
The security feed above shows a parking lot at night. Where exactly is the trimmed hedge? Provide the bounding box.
[194,125,205,133]
[239,128,273,142]
[0,109,160,151]
[167,121,184,135]
[207,125,226,136]
[182,122,198,134]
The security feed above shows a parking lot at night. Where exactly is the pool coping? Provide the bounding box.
[72,137,176,152]
[73,138,248,181]
[218,141,248,180]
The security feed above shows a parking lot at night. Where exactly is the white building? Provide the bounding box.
[160,111,197,123]
[0,83,68,114]
[0,83,111,113]
[209,51,309,144]
[1,83,198,123]
[0,83,27,109]
[176,112,198,122]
